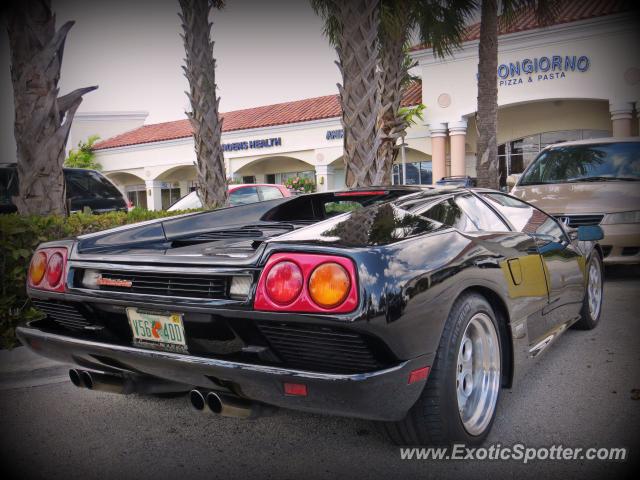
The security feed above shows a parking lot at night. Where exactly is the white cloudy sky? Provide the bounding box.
[0,0,342,158]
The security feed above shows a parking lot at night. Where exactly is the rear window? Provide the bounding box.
[324,200,362,217]
[419,198,475,231]
[455,194,510,232]
[65,170,123,199]
[229,186,259,205]
[519,142,640,185]
[258,186,284,201]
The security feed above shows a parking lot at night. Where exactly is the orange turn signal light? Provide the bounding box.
[308,262,351,309]
[29,251,47,286]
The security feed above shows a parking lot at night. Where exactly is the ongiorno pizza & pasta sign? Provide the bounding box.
[494,54,590,86]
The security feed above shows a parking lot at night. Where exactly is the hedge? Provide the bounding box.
[0,208,194,348]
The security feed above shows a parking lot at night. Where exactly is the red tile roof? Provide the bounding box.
[411,0,634,51]
[94,82,422,150]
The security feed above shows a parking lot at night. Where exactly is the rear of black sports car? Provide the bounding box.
[16,188,502,421]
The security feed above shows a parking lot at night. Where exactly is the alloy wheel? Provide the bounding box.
[456,312,501,436]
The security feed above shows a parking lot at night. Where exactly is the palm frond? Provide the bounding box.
[310,0,342,46]
[501,0,560,29]
[414,0,477,58]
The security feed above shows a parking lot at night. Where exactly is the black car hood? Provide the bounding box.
[75,198,289,254]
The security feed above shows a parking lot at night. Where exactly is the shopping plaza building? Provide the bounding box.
[78,1,640,210]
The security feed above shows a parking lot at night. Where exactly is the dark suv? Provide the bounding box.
[1,164,129,214]
[435,176,477,187]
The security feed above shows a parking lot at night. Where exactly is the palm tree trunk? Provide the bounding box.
[7,0,97,215]
[334,0,382,187]
[377,12,410,186]
[179,0,228,208]
[476,0,499,190]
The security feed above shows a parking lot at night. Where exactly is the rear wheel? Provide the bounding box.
[384,293,502,445]
[572,251,604,330]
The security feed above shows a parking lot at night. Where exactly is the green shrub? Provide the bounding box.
[0,208,195,348]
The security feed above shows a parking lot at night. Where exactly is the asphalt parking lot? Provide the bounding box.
[1,267,638,480]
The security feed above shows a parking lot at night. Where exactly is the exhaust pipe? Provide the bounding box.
[81,370,126,394]
[189,389,208,412]
[69,369,189,395]
[189,389,274,419]
[69,369,85,388]
[206,391,257,419]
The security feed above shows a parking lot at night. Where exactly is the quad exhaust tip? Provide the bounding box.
[70,370,268,417]
[189,389,207,411]
[69,369,188,395]
[80,370,94,390]
[188,389,276,419]
[69,369,84,388]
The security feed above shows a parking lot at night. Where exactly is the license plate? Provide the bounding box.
[126,308,187,353]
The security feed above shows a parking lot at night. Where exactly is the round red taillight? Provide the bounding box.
[46,252,64,287]
[265,261,303,305]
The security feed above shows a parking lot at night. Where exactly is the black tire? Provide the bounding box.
[383,292,502,446]
[572,251,604,330]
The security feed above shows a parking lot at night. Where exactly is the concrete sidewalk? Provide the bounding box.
[0,345,68,390]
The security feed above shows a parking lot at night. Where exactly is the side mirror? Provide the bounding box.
[577,225,604,242]
[506,174,521,187]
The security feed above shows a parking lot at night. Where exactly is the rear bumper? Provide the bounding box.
[16,322,432,421]
[600,223,640,265]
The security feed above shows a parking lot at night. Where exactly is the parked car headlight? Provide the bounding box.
[601,210,640,225]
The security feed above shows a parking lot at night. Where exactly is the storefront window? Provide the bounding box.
[125,184,147,209]
[392,161,432,185]
[498,129,610,188]
[277,171,315,185]
[161,188,181,210]
[127,190,147,209]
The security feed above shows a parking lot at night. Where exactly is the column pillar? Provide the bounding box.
[145,180,163,211]
[315,164,334,192]
[448,120,468,177]
[429,123,448,185]
[610,102,634,138]
[178,180,190,198]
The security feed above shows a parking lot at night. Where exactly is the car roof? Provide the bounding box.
[543,136,640,150]
[230,183,285,189]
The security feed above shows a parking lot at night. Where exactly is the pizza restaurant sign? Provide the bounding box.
[495,54,590,86]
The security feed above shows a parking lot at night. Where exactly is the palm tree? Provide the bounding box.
[179,0,228,208]
[313,1,474,186]
[312,0,382,187]
[377,4,413,185]
[475,0,499,189]
[6,0,97,215]
[378,0,475,184]
[476,0,556,189]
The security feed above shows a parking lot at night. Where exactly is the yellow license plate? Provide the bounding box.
[126,308,187,353]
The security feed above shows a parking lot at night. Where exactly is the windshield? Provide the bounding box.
[519,142,640,185]
[65,170,123,199]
